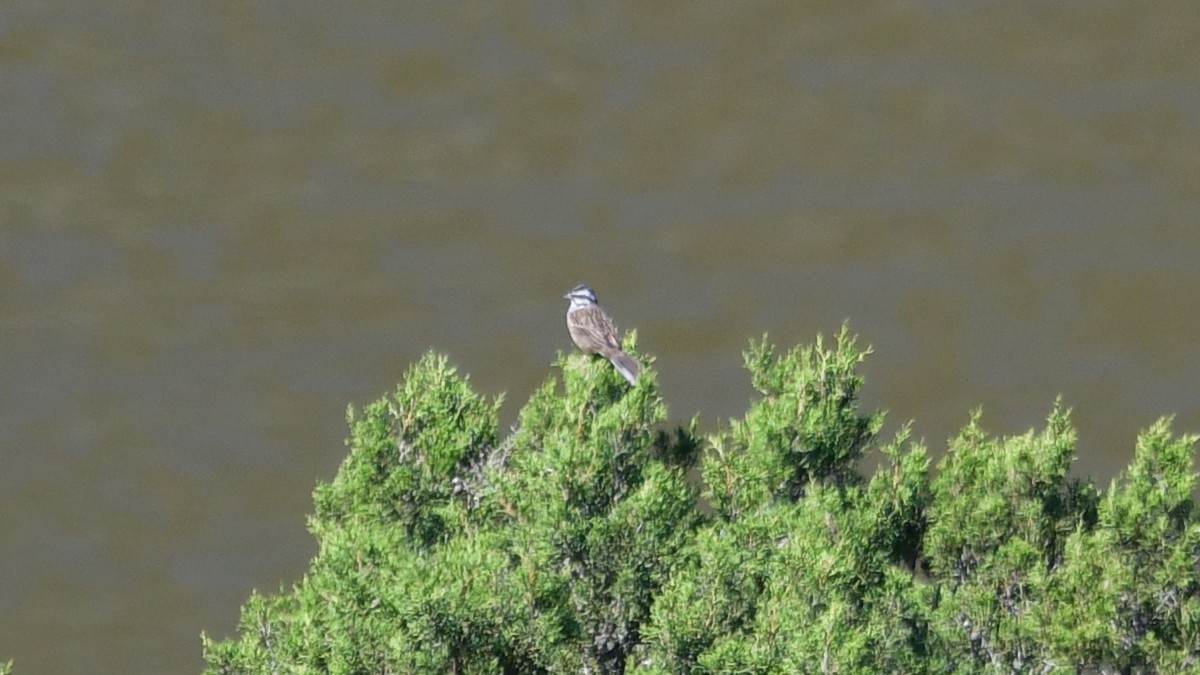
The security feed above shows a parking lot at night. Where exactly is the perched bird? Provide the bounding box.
[563,284,641,385]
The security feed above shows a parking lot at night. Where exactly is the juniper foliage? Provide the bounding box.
[203,328,1200,674]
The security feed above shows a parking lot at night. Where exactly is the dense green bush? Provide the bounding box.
[203,327,1200,673]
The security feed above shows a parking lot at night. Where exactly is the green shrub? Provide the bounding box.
[204,329,1200,674]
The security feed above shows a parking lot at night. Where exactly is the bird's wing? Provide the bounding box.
[569,306,622,351]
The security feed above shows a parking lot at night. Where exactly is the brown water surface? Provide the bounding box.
[2,2,1198,672]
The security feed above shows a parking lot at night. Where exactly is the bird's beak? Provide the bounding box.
[562,292,570,299]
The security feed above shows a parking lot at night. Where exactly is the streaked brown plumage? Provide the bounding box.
[563,284,641,385]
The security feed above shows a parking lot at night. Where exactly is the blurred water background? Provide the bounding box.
[1,2,1198,672]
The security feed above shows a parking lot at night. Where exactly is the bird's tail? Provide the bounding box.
[603,348,642,385]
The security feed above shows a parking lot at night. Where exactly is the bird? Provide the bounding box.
[563,284,641,385]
